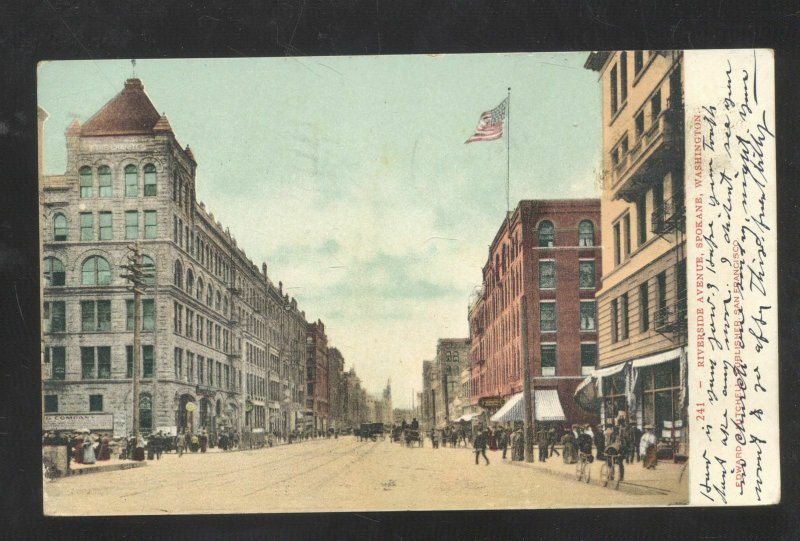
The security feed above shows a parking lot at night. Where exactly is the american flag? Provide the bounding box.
[465,97,508,144]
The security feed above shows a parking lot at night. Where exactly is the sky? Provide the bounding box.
[38,53,602,408]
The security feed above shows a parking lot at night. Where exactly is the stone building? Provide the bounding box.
[305,320,329,431]
[432,338,470,427]
[584,51,687,454]
[327,347,345,428]
[420,360,437,430]
[468,199,602,429]
[341,366,368,428]
[40,78,306,441]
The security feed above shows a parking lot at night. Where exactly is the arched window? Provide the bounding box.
[144,164,157,196]
[79,166,93,198]
[186,268,194,293]
[142,255,156,285]
[579,220,595,247]
[172,171,178,202]
[215,290,221,310]
[139,393,153,433]
[53,213,67,241]
[174,260,183,288]
[538,220,555,247]
[125,164,138,197]
[197,277,204,300]
[98,165,112,197]
[81,256,111,285]
[223,295,229,316]
[43,256,65,286]
[206,285,213,306]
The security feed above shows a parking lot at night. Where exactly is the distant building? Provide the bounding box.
[327,347,345,428]
[433,338,470,426]
[469,199,602,429]
[306,320,329,431]
[584,51,687,453]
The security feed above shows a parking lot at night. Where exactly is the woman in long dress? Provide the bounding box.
[82,436,96,464]
[72,436,84,464]
[640,425,658,469]
[97,436,111,461]
[561,430,577,464]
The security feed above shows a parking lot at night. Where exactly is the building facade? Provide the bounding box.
[327,347,344,428]
[468,199,602,428]
[420,360,436,430]
[40,78,307,441]
[585,51,687,455]
[305,320,329,431]
[433,338,470,426]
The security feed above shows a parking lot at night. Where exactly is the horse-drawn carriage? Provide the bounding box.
[403,428,423,447]
[358,422,384,441]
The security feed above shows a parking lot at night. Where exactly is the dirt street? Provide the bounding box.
[44,437,683,515]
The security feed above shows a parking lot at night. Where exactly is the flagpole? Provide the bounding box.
[506,87,511,214]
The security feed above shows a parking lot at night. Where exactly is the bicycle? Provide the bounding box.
[575,451,592,483]
[600,450,621,489]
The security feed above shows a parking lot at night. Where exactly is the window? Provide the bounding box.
[206,285,212,306]
[174,260,183,288]
[44,395,58,413]
[81,300,111,331]
[172,171,178,202]
[98,166,112,197]
[142,255,155,285]
[620,293,629,340]
[603,372,627,420]
[640,282,650,332]
[43,257,65,286]
[187,352,195,383]
[81,346,110,379]
[580,301,596,331]
[581,344,597,376]
[174,348,183,379]
[124,164,138,196]
[651,89,662,121]
[196,277,204,300]
[47,347,66,380]
[540,302,556,332]
[578,220,594,246]
[636,195,647,246]
[539,260,556,289]
[622,214,631,259]
[198,355,204,383]
[125,211,139,239]
[43,301,66,333]
[143,345,154,378]
[197,316,203,342]
[79,166,92,198]
[144,210,157,239]
[215,290,221,310]
[207,358,214,385]
[538,220,555,247]
[677,261,688,317]
[144,164,157,196]
[641,359,680,433]
[81,256,111,286]
[98,211,112,240]
[620,52,628,102]
[89,394,103,412]
[611,299,619,343]
[635,110,645,138]
[80,212,93,241]
[541,344,556,376]
[186,269,194,294]
[610,65,618,115]
[186,308,194,337]
[53,214,67,241]
[613,222,621,266]
[140,393,153,433]
[126,299,155,331]
[579,260,596,289]
[634,50,644,74]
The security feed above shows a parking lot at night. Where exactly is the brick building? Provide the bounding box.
[468,199,601,429]
[584,51,687,454]
[40,78,307,441]
[305,320,329,431]
[433,338,470,427]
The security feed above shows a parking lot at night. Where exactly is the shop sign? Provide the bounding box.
[43,413,114,431]
[479,396,505,409]
[196,384,215,396]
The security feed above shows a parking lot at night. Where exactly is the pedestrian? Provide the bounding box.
[474,429,490,465]
[176,433,185,457]
[512,427,524,461]
[184,429,193,454]
[547,426,560,457]
[134,433,146,461]
[577,427,594,462]
[561,428,577,464]
[630,423,643,463]
[537,429,549,462]
[191,433,200,453]
[499,427,509,459]
[72,435,84,464]
[488,427,497,451]
[146,435,155,460]
[606,422,627,481]
[154,432,163,460]
[82,435,96,465]
[594,424,606,461]
[200,430,208,453]
[640,425,658,469]
[97,435,111,461]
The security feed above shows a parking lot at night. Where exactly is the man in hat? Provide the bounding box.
[473,428,490,465]
[594,423,606,461]
[640,425,658,469]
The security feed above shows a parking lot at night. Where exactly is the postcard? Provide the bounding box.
[38,49,778,514]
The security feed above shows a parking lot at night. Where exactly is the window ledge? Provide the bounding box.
[609,99,628,126]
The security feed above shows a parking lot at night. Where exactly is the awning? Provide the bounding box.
[592,363,627,378]
[456,413,480,422]
[574,376,600,413]
[631,347,682,369]
[489,390,566,423]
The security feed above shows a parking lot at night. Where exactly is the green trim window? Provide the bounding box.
[541,344,556,376]
[126,299,155,331]
[579,260,596,289]
[80,347,95,379]
[43,301,66,333]
[144,164,157,196]
[98,211,112,240]
[539,260,556,289]
[144,210,157,239]
[80,212,93,241]
[43,256,65,286]
[79,166,92,198]
[46,346,66,380]
[81,300,111,332]
[142,255,156,285]
[89,394,103,412]
[98,166,112,197]
[126,345,153,378]
[125,164,138,196]
[125,211,139,239]
[540,301,556,332]
[53,213,67,241]
[44,395,58,413]
[81,256,112,286]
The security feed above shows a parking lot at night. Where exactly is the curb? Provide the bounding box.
[67,461,147,477]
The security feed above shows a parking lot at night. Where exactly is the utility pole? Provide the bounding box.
[122,241,147,441]
[521,295,535,463]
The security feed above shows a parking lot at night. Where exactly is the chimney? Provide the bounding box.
[262,263,268,279]
[279,281,282,294]
[65,118,81,173]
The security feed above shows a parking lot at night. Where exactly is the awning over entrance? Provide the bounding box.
[490,390,566,423]
[455,413,481,422]
[631,347,682,369]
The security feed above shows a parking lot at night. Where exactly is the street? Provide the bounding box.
[44,437,683,515]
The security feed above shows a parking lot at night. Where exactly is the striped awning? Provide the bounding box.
[490,390,566,423]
